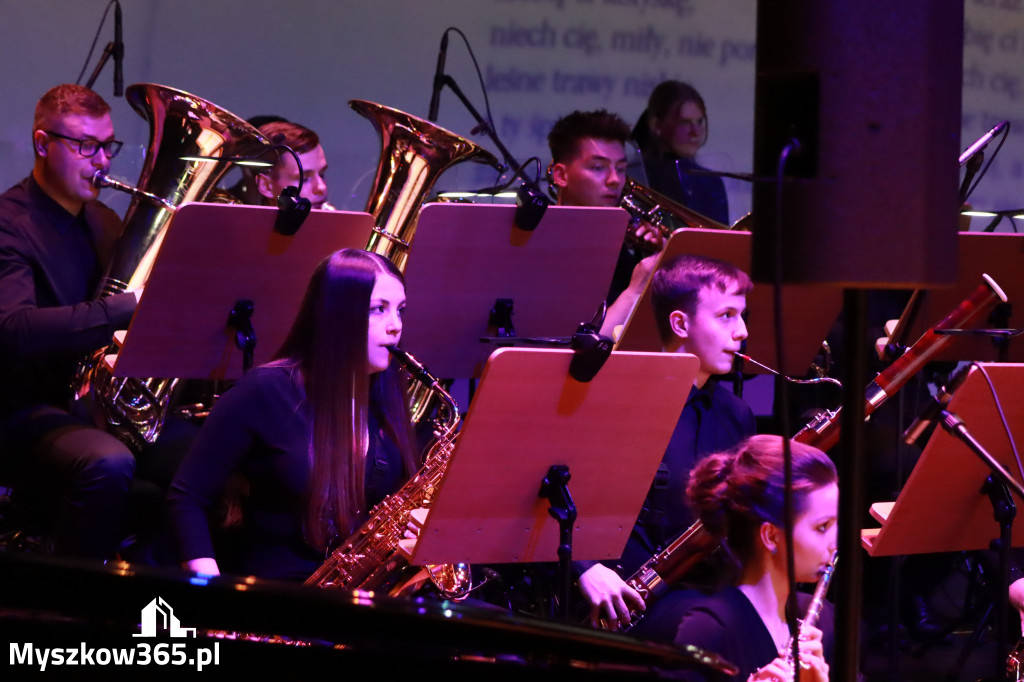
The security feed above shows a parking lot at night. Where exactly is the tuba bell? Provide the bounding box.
[350,100,500,273]
[71,83,270,450]
[351,101,499,424]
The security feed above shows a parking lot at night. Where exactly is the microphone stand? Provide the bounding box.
[959,151,984,205]
[84,41,116,90]
[434,74,535,189]
[937,409,1023,675]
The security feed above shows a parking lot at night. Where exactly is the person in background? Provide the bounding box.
[546,109,661,335]
[632,80,729,226]
[225,120,332,210]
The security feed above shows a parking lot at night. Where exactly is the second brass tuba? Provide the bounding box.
[350,100,500,273]
[71,83,270,449]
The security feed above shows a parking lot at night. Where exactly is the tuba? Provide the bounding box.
[350,100,500,273]
[305,104,498,592]
[351,101,499,424]
[71,83,270,450]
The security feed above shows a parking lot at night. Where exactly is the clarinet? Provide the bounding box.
[781,551,838,668]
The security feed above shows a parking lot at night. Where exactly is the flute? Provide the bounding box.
[781,551,838,668]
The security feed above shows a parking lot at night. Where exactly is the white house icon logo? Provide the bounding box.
[133,597,196,638]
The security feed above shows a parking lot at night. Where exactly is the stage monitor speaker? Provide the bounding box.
[752,1,963,288]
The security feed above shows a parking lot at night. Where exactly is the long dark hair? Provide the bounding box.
[688,435,836,567]
[273,249,418,551]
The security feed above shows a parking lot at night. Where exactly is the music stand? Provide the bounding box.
[615,228,843,376]
[399,203,630,378]
[409,347,699,619]
[862,362,1024,674]
[887,233,1023,363]
[861,363,1024,556]
[107,203,374,379]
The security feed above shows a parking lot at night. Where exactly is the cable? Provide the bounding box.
[447,27,497,146]
[974,363,1023,483]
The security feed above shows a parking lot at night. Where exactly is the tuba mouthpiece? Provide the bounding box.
[92,169,112,189]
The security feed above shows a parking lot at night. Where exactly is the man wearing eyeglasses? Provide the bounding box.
[0,84,138,561]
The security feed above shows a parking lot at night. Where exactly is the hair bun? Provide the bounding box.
[687,451,737,538]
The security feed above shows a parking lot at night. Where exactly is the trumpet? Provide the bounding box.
[619,177,741,256]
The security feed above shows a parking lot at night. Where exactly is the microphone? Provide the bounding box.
[959,120,1008,167]
[902,365,971,448]
[513,182,550,232]
[113,1,124,97]
[427,31,449,122]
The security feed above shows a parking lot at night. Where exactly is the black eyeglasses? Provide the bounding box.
[44,130,124,159]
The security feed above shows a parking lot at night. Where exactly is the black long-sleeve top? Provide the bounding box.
[0,175,135,414]
[167,365,407,581]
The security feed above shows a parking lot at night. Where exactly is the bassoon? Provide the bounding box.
[615,274,1007,630]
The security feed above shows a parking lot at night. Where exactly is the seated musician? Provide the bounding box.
[577,254,756,632]
[546,109,660,336]
[668,435,836,682]
[166,249,419,580]
[0,84,138,560]
[630,80,729,225]
[1008,574,1024,636]
[229,120,331,210]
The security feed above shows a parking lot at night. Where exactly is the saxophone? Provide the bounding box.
[1008,638,1024,681]
[304,346,471,599]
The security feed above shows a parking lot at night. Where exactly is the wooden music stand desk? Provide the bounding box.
[888,233,1023,363]
[615,228,843,376]
[399,203,630,379]
[410,347,700,566]
[108,203,374,379]
[862,363,1024,556]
